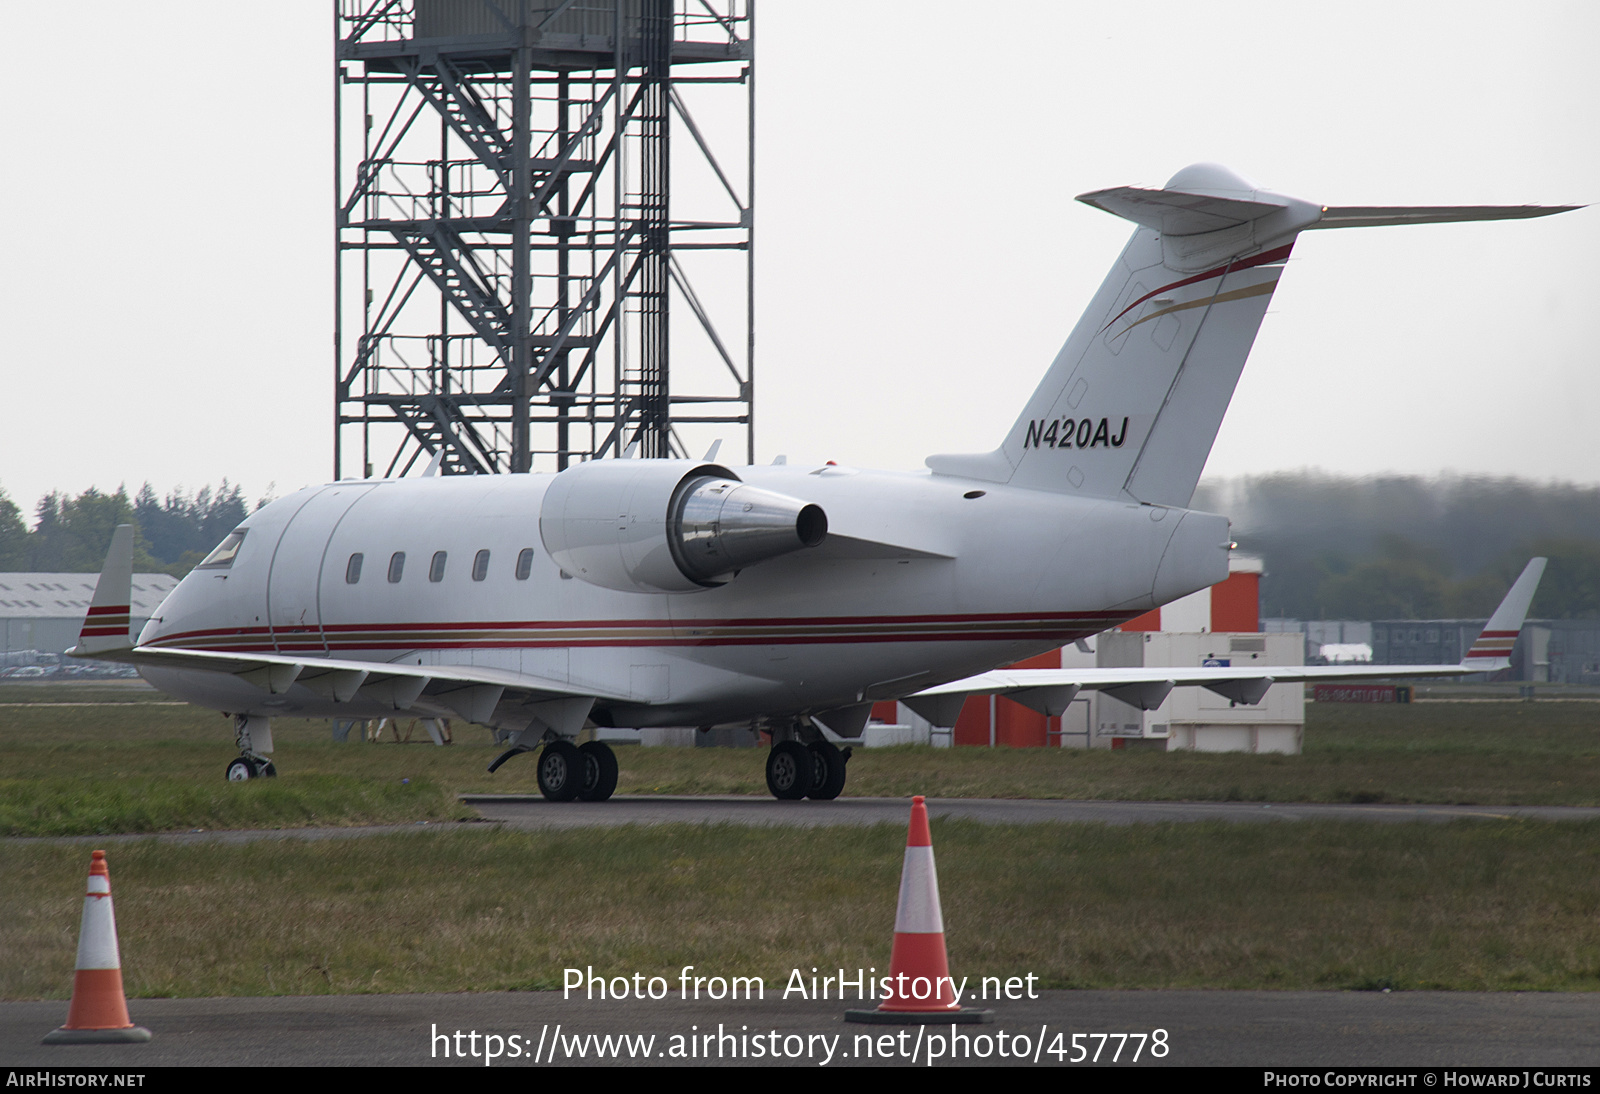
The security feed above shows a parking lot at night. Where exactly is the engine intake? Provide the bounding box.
[539,460,828,593]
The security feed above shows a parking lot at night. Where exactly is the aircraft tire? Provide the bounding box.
[254,759,277,778]
[578,741,619,802]
[226,757,254,782]
[537,740,584,802]
[806,740,847,801]
[765,740,814,800]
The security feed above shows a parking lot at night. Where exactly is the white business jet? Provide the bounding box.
[71,165,1571,801]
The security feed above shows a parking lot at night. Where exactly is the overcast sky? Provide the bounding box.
[1,1,1595,519]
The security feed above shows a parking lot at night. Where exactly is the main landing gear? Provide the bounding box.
[765,736,850,801]
[225,714,276,781]
[493,738,619,803]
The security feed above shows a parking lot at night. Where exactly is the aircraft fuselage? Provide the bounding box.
[136,464,1229,729]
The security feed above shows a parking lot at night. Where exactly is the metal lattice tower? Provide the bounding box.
[335,1,754,477]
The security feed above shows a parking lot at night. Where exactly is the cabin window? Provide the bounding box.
[197,530,246,569]
[345,553,363,584]
[387,552,405,583]
[516,548,534,580]
[429,551,448,583]
[472,550,490,581]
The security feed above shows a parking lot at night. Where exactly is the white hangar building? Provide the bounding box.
[0,573,178,659]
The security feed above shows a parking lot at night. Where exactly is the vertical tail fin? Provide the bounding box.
[70,524,134,655]
[926,165,1580,506]
[1461,557,1547,671]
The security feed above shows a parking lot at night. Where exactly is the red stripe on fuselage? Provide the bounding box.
[142,611,1132,654]
[150,610,1121,642]
[146,628,1111,655]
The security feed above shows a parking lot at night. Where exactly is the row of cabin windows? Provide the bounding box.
[344,548,536,585]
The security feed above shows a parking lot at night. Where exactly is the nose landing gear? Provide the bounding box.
[225,755,276,781]
[225,714,277,781]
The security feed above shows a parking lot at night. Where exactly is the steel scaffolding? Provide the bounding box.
[335,1,754,478]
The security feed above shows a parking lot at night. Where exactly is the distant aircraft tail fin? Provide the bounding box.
[1460,557,1547,672]
[69,524,134,655]
[926,164,1579,507]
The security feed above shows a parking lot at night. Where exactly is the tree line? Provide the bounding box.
[0,482,265,576]
[1193,473,1600,621]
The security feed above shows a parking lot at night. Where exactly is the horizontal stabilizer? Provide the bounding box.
[1076,186,1290,236]
[1312,205,1581,230]
[931,164,1580,510]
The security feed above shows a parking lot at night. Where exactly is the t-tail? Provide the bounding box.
[927,164,1579,505]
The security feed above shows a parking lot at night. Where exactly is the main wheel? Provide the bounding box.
[253,758,277,778]
[537,740,584,802]
[226,757,254,782]
[578,741,619,802]
[806,740,847,801]
[765,740,815,800]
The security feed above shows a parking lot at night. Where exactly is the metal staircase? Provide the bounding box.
[335,0,754,479]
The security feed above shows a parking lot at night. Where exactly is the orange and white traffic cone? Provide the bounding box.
[845,796,991,1025]
[42,850,152,1044]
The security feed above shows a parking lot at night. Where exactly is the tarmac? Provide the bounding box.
[463,794,1600,831]
[12,796,1600,849]
[3,989,1596,1067]
[8,796,1598,1068]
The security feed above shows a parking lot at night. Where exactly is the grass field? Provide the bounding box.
[5,685,1599,1000]
[3,684,1599,835]
[5,820,1599,999]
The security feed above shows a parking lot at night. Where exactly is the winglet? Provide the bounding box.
[1461,557,1547,671]
[69,524,135,655]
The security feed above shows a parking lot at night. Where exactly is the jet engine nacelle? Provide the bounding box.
[538,459,828,593]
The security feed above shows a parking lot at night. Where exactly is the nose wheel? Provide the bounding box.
[225,756,276,781]
[225,714,276,782]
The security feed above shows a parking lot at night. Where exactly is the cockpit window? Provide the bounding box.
[197,530,246,569]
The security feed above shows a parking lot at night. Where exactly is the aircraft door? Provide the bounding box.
[266,484,376,654]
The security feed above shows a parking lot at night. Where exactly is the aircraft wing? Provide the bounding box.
[905,660,1491,722]
[904,558,1547,722]
[75,643,626,725]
